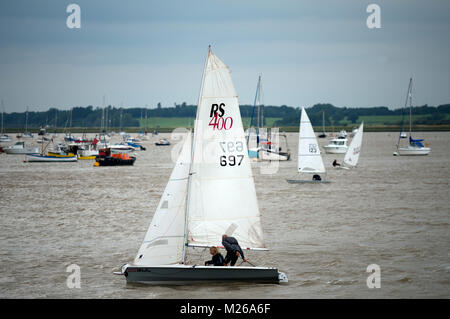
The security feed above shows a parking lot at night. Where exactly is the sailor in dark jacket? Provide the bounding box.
[204,247,224,266]
[222,234,248,266]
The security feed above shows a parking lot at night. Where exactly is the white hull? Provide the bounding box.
[334,166,350,170]
[25,154,78,162]
[259,149,290,161]
[323,146,348,154]
[397,146,430,156]
[4,148,40,155]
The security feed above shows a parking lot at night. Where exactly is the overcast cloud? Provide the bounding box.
[1,0,449,112]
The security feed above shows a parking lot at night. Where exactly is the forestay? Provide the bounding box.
[186,49,266,250]
[344,122,364,167]
[298,107,325,174]
[134,131,192,266]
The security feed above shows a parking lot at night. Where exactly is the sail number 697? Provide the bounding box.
[219,141,244,167]
[220,155,244,166]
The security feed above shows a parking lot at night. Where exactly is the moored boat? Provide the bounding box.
[155,138,170,146]
[323,138,348,154]
[4,141,39,155]
[394,78,430,156]
[24,154,78,162]
[94,148,136,166]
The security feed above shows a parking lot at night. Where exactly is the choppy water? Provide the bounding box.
[0,132,449,298]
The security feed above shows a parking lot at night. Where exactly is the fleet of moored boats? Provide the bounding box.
[0,48,432,286]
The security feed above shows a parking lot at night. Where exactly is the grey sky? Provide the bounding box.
[1,0,449,112]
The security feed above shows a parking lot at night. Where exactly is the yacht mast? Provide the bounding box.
[181,46,210,264]
[409,78,413,137]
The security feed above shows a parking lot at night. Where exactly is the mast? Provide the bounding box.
[25,107,28,133]
[181,45,210,264]
[256,76,261,131]
[397,78,413,149]
[101,95,105,132]
[246,75,261,147]
[409,78,413,137]
[54,109,57,134]
[69,108,72,131]
[145,105,148,133]
[1,100,4,134]
[322,111,325,133]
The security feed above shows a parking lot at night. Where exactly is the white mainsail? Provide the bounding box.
[343,122,364,167]
[298,107,325,174]
[186,49,266,250]
[134,131,192,266]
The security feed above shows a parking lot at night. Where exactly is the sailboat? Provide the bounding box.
[394,78,430,156]
[247,76,290,161]
[287,108,329,183]
[334,122,364,169]
[22,107,33,138]
[0,100,12,143]
[247,76,263,160]
[115,47,287,284]
[25,135,77,162]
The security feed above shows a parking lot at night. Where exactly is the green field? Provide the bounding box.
[138,117,282,129]
[337,114,450,126]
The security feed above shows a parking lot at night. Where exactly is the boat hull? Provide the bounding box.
[259,150,290,161]
[397,147,430,156]
[121,265,284,285]
[95,156,136,166]
[286,179,330,184]
[323,146,348,154]
[25,154,77,162]
[4,148,40,155]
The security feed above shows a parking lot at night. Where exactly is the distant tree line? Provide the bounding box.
[2,103,450,129]
[274,103,450,126]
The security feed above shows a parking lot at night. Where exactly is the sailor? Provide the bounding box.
[222,234,248,266]
[204,247,224,266]
[332,159,340,167]
[312,174,322,181]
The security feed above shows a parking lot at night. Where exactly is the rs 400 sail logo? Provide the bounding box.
[209,103,233,130]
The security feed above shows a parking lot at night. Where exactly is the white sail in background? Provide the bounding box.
[186,49,266,250]
[344,122,364,167]
[298,107,326,174]
[134,132,192,266]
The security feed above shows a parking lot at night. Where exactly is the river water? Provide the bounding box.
[0,132,449,298]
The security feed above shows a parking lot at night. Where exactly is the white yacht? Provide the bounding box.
[4,141,39,155]
[323,138,348,154]
[394,78,430,156]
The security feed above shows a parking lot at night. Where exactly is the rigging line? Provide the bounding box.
[246,76,260,147]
